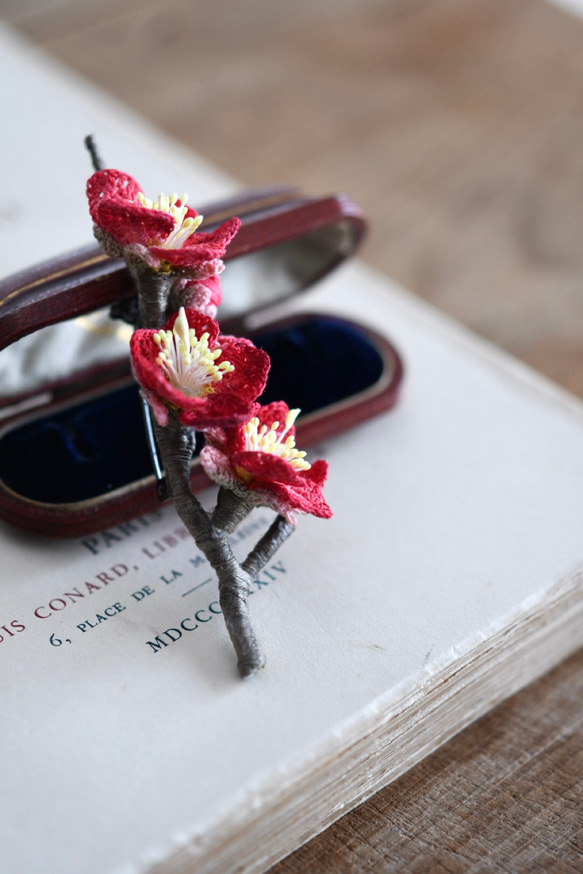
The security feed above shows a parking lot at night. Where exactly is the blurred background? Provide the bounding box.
[2,1,583,870]
[4,0,583,395]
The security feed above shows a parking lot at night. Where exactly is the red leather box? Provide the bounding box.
[0,188,403,537]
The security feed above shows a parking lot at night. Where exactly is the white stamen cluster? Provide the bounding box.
[136,191,203,249]
[153,308,233,397]
[243,409,311,470]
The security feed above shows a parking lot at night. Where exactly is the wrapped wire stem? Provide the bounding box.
[153,412,267,678]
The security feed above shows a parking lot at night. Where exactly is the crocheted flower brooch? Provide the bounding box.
[86,148,332,679]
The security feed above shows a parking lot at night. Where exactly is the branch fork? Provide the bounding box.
[153,411,293,678]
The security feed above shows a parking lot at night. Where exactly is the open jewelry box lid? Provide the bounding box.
[0,187,404,536]
[0,186,365,352]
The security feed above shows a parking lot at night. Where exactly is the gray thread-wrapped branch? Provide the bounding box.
[242,516,294,578]
[153,413,266,678]
[212,486,255,535]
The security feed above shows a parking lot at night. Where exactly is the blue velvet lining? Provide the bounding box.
[0,317,383,503]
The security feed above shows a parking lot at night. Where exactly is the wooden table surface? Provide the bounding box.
[3,0,583,869]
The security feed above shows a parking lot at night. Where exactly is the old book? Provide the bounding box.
[2,23,583,874]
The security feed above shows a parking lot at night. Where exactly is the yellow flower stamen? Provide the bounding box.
[243,409,310,470]
[136,190,203,249]
[153,308,233,397]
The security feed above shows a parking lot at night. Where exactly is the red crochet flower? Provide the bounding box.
[130,308,270,429]
[87,169,240,273]
[201,401,332,524]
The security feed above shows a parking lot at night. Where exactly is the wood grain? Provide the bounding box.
[4,0,583,868]
[271,650,583,874]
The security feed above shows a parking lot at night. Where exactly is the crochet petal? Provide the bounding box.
[252,488,299,525]
[253,401,299,438]
[178,392,260,430]
[177,275,222,315]
[190,217,241,252]
[215,336,270,401]
[93,199,174,248]
[149,217,241,266]
[233,451,302,485]
[303,459,330,487]
[87,169,142,219]
[163,308,220,346]
[141,389,169,427]
[265,475,332,519]
[200,445,238,488]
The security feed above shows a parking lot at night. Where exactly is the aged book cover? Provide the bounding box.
[2,24,583,874]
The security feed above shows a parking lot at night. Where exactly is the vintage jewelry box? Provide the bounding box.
[0,188,403,536]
